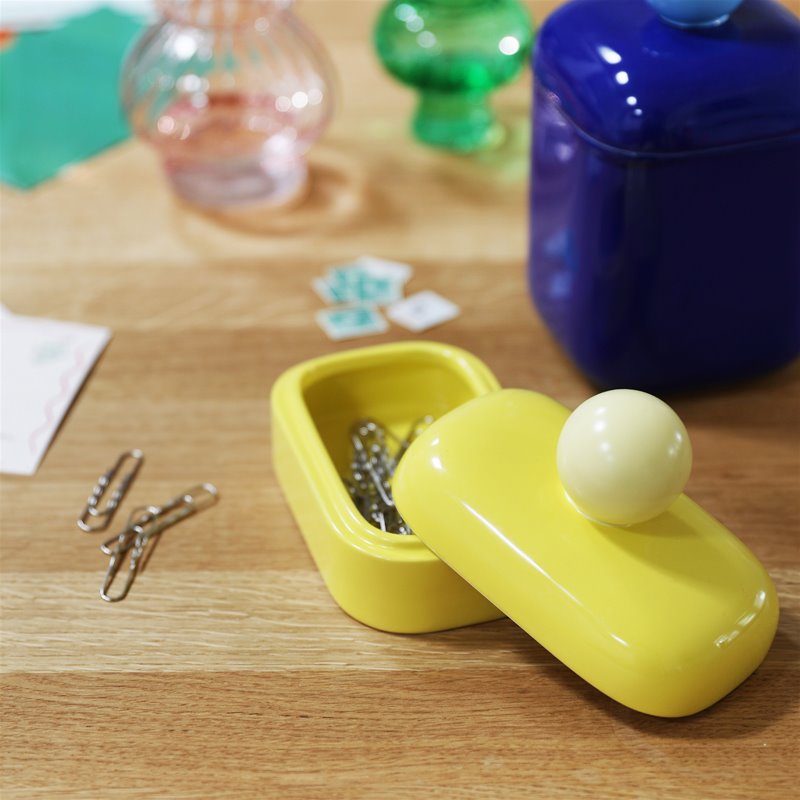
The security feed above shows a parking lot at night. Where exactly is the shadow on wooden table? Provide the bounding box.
[430,107,532,187]
[178,144,376,237]
[170,105,533,239]
[429,609,799,738]
[560,658,795,737]
[667,359,800,437]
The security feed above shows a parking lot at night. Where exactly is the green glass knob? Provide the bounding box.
[374,0,534,152]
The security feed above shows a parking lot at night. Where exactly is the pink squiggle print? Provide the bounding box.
[27,343,89,456]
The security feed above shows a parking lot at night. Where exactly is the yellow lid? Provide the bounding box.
[392,388,778,717]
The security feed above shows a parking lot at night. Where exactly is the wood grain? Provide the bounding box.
[1,2,799,798]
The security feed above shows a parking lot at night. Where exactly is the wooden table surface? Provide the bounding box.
[2,1,799,798]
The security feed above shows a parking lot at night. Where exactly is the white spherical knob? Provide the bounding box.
[557,389,692,526]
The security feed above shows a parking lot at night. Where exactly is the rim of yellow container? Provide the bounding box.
[272,341,501,559]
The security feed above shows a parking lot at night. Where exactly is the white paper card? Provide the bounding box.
[349,256,413,284]
[0,306,112,475]
[386,291,460,332]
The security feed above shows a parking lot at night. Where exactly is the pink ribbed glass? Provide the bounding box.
[122,0,335,208]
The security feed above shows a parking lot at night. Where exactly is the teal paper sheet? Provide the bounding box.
[0,7,144,189]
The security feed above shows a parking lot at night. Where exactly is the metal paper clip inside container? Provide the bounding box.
[100,483,218,602]
[78,449,144,532]
[345,416,434,535]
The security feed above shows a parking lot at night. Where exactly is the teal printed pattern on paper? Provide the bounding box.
[329,268,400,304]
[311,256,413,308]
[315,305,389,341]
[315,267,404,306]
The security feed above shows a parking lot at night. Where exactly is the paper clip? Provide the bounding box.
[100,483,218,602]
[78,449,144,532]
[345,417,434,535]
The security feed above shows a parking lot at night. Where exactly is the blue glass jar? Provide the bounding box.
[529,0,800,391]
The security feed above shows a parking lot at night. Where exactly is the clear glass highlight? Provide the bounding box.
[122,0,335,208]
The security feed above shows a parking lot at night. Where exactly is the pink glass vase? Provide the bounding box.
[122,0,335,208]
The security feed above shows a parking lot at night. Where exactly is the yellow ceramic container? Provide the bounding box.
[393,389,779,717]
[271,341,504,633]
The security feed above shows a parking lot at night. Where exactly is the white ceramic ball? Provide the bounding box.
[556,389,692,526]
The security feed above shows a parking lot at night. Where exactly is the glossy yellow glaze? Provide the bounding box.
[393,389,779,717]
[271,341,503,633]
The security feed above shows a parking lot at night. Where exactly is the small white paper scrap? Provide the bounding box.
[0,306,112,475]
[315,304,389,341]
[0,1,155,31]
[348,256,413,285]
[386,290,460,333]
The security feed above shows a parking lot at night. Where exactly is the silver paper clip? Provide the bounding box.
[100,483,218,602]
[78,449,144,532]
[345,417,434,535]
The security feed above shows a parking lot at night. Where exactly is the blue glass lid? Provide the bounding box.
[534,0,800,154]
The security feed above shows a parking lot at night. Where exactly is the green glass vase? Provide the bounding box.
[374,0,533,152]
